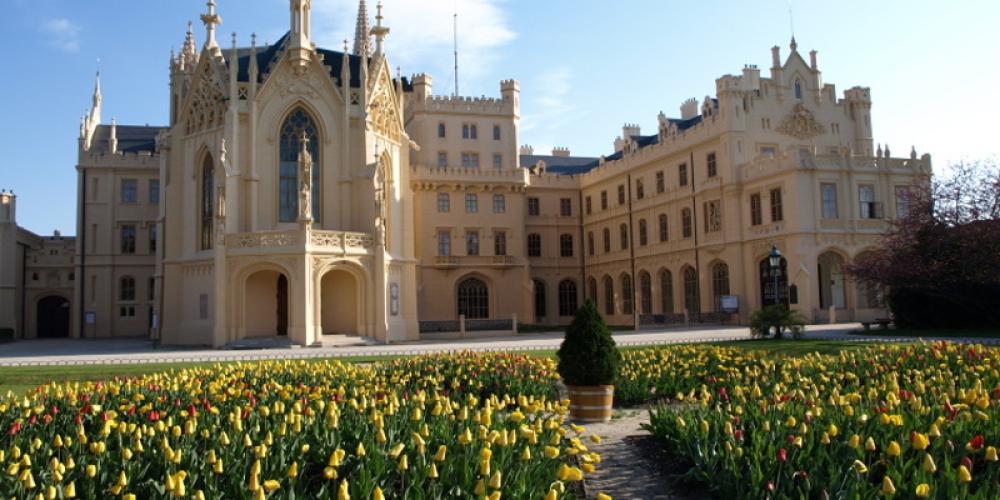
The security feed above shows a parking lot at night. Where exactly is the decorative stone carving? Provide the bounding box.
[777,103,826,140]
[185,63,226,134]
[368,69,401,141]
[276,72,319,100]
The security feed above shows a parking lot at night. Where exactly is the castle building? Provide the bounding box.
[0,1,930,344]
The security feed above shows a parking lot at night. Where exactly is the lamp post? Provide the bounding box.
[768,245,782,307]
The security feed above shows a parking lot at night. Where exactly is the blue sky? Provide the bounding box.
[2,0,998,235]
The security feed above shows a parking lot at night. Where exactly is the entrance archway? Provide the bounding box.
[320,269,360,335]
[37,295,70,338]
[818,251,847,309]
[244,270,289,337]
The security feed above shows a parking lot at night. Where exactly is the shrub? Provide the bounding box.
[557,299,621,386]
[749,304,807,339]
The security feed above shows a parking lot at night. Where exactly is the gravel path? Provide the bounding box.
[582,409,705,500]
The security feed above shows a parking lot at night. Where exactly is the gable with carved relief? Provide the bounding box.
[367,62,402,142]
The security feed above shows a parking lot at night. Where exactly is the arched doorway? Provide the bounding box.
[37,295,69,338]
[759,256,788,307]
[244,270,289,337]
[818,251,847,309]
[532,279,547,320]
[320,269,360,335]
[457,277,489,319]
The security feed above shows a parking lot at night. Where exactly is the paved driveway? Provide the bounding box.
[0,323,877,367]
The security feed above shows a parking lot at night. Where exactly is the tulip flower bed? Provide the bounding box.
[639,342,1000,498]
[0,353,599,499]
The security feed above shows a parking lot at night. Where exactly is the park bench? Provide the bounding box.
[860,318,894,331]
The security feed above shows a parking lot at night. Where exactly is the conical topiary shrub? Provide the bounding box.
[557,299,621,387]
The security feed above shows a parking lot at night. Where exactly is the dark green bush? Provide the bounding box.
[557,300,621,386]
[749,305,807,339]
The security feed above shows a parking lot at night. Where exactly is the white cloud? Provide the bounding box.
[310,0,514,95]
[42,18,81,53]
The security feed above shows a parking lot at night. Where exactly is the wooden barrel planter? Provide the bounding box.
[566,385,614,423]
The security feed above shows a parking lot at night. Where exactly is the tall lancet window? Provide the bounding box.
[794,79,803,100]
[279,108,320,222]
[200,154,214,251]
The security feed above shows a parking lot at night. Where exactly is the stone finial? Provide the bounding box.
[371,1,390,55]
[200,0,221,49]
[910,146,917,160]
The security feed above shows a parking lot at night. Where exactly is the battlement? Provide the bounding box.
[79,150,160,169]
[844,86,871,102]
[409,78,519,116]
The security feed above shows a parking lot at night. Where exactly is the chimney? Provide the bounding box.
[771,45,781,68]
[519,145,534,156]
[622,123,641,138]
[810,50,818,70]
[680,98,698,120]
[551,147,570,157]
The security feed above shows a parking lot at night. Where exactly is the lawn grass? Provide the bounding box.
[0,340,883,398]
[849,328,1000,339]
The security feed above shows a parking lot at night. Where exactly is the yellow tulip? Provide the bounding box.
[338,479,350,500]
[373,486,385,500]
[428,464,439,479]
[489,471,502,489]
[474,479,486,496]
[287,462,299,478]
[848,434,860,449]
[922,453,936,473]
[887,441,901,457]
[544,446,560,458]
[596,493,612,500]
[852,460,868,474]
[912,433,929,451]
[958,465,972,483]
[64,482,77,498]
[86,465,97,478]
[865,437,877,452]
[398,454,409,471]
[915,484,931,498]
[881,476,896,495]
[827,423,839,437]
[356,442,366,457]
[986,446,999,461]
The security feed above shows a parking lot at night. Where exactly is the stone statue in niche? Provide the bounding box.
[298,132,313,223]
[215,183,226,241]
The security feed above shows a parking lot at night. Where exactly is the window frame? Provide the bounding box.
[464,193,478,213]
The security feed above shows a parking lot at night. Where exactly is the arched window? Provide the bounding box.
[683,266,699,313]
[603,276,614,316]
[457,277,489,319]
[711,262,730,311]
[119,276,136,302]
[660,269,674,313]
[200,154,214,250]
[638,219,648,246]
[279,108,320,223]
[602,228,611,253]
[794,79,803,99]
[639,271,652,314]
[588,277,598,303]
[533,279,547,319]
[558,280,578,316]
[437,122,446,138]
[619,223,629,250]
[560,234,574,257]
[621,274,634,315]
[527,233,542,257]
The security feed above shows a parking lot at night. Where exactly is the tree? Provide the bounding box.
[847,160,1000,328]
[557,299,621,386]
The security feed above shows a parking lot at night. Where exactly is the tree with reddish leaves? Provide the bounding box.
[846,160,1000,328]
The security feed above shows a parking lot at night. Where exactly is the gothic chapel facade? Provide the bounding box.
[161,0,417,346]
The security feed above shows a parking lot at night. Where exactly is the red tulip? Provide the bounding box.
[969,436,985,450]
[777,448,788,462]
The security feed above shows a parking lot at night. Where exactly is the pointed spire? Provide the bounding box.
[371,1,390,56]
[353,0,371,56]
[181,21,198,69]
[92,71,102,115]
[201,0,222,50]
[341,39,351,87]
[790,36,798,52]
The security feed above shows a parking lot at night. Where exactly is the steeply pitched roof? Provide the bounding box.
[91,125,163,154]
[231,32,369,89]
